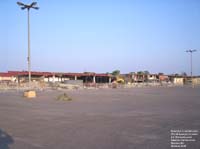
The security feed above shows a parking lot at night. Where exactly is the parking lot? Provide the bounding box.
[0,86,200,149]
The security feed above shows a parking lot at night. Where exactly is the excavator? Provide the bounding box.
[113,76,125,84]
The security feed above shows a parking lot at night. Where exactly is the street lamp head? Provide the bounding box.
[32,6,39,10]
[21,6,26,10]
[17,1,25,6]
[31,2,37,7]
[17,1,39,10]
[186,49,197,53]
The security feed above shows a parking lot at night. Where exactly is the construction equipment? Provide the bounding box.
[113,76,125,84]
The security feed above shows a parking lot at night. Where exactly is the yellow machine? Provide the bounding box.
[114,76,125,83]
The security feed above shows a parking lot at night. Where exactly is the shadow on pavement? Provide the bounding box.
[0,129,14,149]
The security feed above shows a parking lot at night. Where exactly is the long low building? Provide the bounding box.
[0,71,114,84]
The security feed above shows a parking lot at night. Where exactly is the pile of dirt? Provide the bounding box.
[56,93,72,101]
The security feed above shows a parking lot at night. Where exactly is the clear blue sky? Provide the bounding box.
[0,0,200,75]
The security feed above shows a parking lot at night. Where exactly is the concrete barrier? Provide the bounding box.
[24,90,36,98]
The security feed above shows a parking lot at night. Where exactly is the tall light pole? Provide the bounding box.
[17,2,39,88]
[186,49,197,78]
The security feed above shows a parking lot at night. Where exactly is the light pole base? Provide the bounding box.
[24,90,36,98]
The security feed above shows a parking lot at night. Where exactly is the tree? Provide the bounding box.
[181,72,187,76]
[137,71,144,75]
[158,72,164,75]
[143,70,150,75]
[129,72,135,75]
[174,73,179,76]
[112,70,120,76]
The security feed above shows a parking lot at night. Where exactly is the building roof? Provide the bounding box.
[3,71,112,77]
[0,73,13,77]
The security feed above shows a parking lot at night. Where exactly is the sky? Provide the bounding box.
[0,0,200,75]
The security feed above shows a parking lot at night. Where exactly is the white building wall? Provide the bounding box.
[0,76,16,82]
[192,78,200,85]
[44,77,70,82]
[173,78,184,85]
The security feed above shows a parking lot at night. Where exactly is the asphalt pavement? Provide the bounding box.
[0,86,199,149]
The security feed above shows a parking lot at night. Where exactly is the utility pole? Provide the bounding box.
[186,49,197,87]
[17,1,39,88]
[186,50,197,77]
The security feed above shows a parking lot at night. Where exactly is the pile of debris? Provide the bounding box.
[56,93,72,101]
